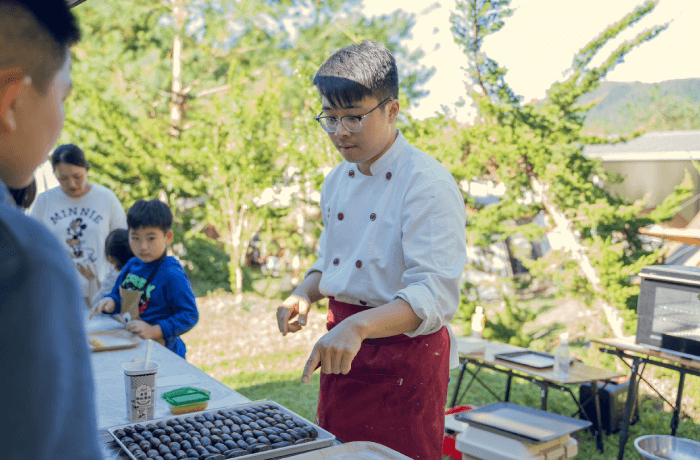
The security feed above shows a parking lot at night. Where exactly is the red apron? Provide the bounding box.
[317,298,450,460]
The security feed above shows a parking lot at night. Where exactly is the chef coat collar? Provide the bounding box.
[368,129,407,177]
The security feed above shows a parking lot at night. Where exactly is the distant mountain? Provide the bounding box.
[579,78,700,135]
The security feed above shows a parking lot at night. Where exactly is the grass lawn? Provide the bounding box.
[187,277,700,460]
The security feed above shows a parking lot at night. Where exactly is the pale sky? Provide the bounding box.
[361,0,699,122]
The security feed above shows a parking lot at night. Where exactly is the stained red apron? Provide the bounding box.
[317,298,450,460]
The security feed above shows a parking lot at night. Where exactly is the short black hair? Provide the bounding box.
[0,0,81,93]
[105,229,133,270]
[51,143,89,169]
[313,40,399,108]
[127,199,173,233]
[9,179,36,209]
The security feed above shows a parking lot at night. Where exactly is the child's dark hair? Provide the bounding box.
[105,229,133,270]
[51,143,89,170]
[313,40,399,108]
[127,199,173,233]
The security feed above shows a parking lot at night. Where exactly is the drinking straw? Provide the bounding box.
[144,339,153,370]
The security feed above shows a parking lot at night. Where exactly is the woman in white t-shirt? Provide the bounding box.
[31,144,127,306]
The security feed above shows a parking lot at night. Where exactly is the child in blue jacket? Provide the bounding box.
[93,199,198,358]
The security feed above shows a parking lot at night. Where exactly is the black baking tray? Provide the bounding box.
[455,402,592,442]
[494,350,558,369]
[108,400,335,460]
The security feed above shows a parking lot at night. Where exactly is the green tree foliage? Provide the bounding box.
[62,0,433,294]
[448,0,694,335]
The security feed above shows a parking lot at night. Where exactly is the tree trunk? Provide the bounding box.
[530,176,629,339]
[169,1,188,137]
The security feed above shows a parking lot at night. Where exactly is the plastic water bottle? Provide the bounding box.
[471,306,485,339]
[553,332,570,379]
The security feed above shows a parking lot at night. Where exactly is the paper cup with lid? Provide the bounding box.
[122,361,160,422]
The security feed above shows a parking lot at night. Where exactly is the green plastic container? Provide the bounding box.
[161,387,211,415]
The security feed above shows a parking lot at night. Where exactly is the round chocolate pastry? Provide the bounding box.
[245,437,257,446]
[279,432,293,443]
[203,421,215,429]
[241,431,253,439]
[124,427,136,436]
[239,424,251,433]
[158,435,171,445]
[210,435,223,445]
[185,448,199,458]
[114,429,126,438]
[251,430,265,438]
[247,422,260,431]
[164,426,175,435]
[194,416,206,423]
[121,436,135,445]
[214,442,228,453]
[180,433,192,442]
[282,415,293,421]
[175,418,188,425]
[256,420,271,429]
[158,444,171,456]
[173,450,188,460]
[146,449,160,459]
[157,422,168,430]
[249,444,272,453]
[205,445,220,454]
[185,417,197,425]
[217,410,230,417]
[263,410,276,417]
[239,415,253,424]
[284,420,296,429]
[268,435,282,444]
[201,455,224,460]
[170,433,183,443]
[229,415,244,425]
[210,428,223,437]
[214,414,225,421]
[222,419,234,428]
[200,428,211,438]
[133,450,148,460]
[286,430,300,441]
[263,417,276,425]
[179,440,192,451]
[139,440,152,451]
[294,438,311,445]
[173,425,186,433]
[168,441,181,452]
[274,423,288,431]
[133,433,146,443]
[256,436,271,445]
[272,414,284,424]
[150,438,162,448]
[162,454,176,460]
[152,429,166,438]
[292,427,309,439]
[228,424,241,434]
[142,430,154,439]
[195,446,209,456]
[271,441,291,449]
[202,412,215,422]
[235,440,249,450]
[220,426,231,436]
[127,444,141,453]
[190,437,202,446]
[134,424,147,433]
[304,427,319,439]
[229,433,243,442]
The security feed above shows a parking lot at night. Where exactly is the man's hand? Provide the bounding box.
[276,294,311,336]
[126,320,162,340]
[90,297,116,320]
[301,320,364,384]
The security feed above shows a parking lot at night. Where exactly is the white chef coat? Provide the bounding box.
[307,130,467,367]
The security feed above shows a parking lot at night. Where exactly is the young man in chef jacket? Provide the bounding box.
[277,40,467,460]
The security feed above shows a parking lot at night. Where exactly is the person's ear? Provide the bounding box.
[165,229,174,245]
[0,69,31,132]
[388,99,400,122]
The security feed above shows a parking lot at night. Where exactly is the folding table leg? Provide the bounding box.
[671,371,686,436]
[504,373,512,402]
[449,362,467,408]
[594,383,604,453]
[618,357,641,460]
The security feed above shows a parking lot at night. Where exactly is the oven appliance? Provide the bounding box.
[636,265,700,358]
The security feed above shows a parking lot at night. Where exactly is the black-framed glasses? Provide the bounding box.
[315,97,393,133]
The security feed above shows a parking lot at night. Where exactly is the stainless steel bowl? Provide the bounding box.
[634,435,700,460]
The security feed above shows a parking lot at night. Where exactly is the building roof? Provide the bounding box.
[583,130,700,161]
